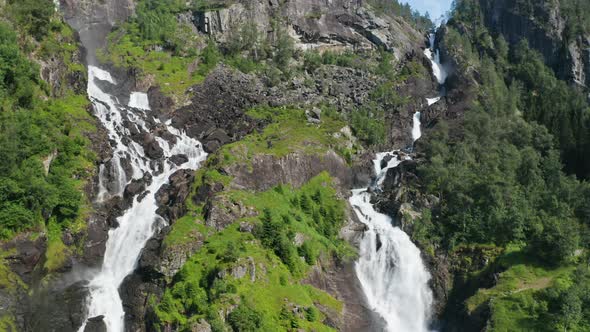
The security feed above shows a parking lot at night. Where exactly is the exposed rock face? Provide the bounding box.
[60,0,135,64]
[204,195,257,231]
[26,281,90,332]
[155,169,195,222]
[302,260,385,331]
[170,65,265,152]
[478,0,590,87]
[226,150,352,193]
[195,0,423,60]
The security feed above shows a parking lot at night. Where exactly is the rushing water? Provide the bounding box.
[78,66,207,331]
[424,33,448,85]
[352,33,445,329]
[352,113,434,331]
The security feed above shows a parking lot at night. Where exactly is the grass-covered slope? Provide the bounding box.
[149,105,359,331]
[154,173,351,331]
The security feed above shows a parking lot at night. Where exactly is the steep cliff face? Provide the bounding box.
[27,0,437,330]
[195,0,423,61]
[478,0,590,87]
[59,0,135,63]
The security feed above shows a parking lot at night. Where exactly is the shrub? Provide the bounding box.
[228,303,262,332]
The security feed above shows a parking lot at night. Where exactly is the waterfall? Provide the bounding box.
[424,33,447,85]
[412,112,422,142]
[424,32,447,106]
[78,66,207,332]
[352,114,434,332]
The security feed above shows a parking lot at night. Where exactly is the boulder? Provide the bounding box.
[143,133,164,159]
[305,107,322,124]
[84,316,107,332]
[170,154,189,166]
[155,169,195,221]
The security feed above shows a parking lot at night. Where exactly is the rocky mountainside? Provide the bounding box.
[0,0,443,331]
[3,0,588,331]
[477,0,590,88]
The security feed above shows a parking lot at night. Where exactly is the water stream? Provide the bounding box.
[78,66,207,331]
[351,115,434,331]
[352,30,448,332]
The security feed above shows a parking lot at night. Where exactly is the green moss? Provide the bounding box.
[153,172,352,330]
[0,315,17,332]
[464,245,576,331]
[44,220,69,272]
[163,216,208,247]
[216,106,349,168]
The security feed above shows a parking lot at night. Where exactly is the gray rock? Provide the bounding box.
[239,222,254,233]
[170,154,189,166]
[305,107,322,123]
[84,316,107,332]
[190,319,212,332]
[143,133,164,159]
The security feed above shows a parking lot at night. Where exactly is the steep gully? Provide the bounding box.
[351,33,447,332]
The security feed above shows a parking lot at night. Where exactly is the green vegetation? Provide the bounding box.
[215,106,351,167]
[0,3,96,240]
[153,103,356,331]
[367,0,434,31]
[99,23,209,102]
[153,174,350,331]
[6,0,55,40]
[460,246,590,331]
[414,1,590,330]
[449,0,590,179]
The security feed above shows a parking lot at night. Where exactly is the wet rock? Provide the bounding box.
[27,280,90,332]
[380,154,394,169]
[155,169,195,221]
[147,86,174,115]
[170,154,189,166]
[120,273,164,332]
[143,133,164,159]
[84,316,107,332]
[123,178,146,200]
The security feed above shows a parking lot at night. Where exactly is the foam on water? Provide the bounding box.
[78,66,207,331]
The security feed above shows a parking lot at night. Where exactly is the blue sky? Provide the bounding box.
[401,0,454,21]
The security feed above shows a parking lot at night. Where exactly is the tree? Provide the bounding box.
[228,303,262,332]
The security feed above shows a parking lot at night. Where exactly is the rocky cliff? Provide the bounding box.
[195,0,423,61]
[478,0,590,88]
[0,0,445,330]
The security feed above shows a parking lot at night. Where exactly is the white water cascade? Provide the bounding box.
[424,33,447,85]
[352,113,434,331]
[78,66,207,332]
[424,32,448,107]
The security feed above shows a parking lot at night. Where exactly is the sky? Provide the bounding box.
[401,0,454,21]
